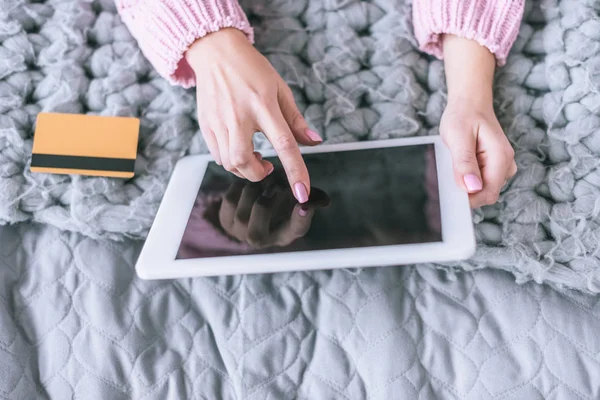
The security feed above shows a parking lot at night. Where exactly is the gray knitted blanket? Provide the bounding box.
[1,0,599,292]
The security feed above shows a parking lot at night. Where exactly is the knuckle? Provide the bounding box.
[229,150,249,168]
[274,135,296,153]
[223,162,235,172]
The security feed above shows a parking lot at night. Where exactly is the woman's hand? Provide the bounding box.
[441,35,517,208]
[440,101,517,208]
[185,28,322,203]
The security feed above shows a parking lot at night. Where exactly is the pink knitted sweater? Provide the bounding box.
[115,0,525,89]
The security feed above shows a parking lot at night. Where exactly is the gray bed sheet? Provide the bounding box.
[0,222,599,399]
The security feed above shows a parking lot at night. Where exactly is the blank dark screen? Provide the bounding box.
[176,144,442,259]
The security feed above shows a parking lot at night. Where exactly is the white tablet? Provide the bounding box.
[135,136,475,279]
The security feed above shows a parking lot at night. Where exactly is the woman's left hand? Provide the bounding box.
[440,100,517,208]
[441,34,517,209]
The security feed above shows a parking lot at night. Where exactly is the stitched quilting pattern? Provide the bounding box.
[1,223,600,399]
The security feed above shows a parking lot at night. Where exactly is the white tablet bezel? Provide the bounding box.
[135,136,475,279]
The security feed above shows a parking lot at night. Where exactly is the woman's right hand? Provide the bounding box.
[185,28,322,203]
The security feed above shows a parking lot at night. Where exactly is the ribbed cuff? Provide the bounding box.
[412,0,525,66]
[117,0,254,88]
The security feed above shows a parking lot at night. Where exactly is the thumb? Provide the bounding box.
[278,83,323,146]
[442,129,483,194]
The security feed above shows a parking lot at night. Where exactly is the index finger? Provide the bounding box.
[257,105,310,204]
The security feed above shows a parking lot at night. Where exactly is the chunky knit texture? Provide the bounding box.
[2,0,600,293]
[116,0,254,88]
[115,0,524,87]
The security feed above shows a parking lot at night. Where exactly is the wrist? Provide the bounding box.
[185,28,249,70]
[443,35,495,109]
[447,88,494,112]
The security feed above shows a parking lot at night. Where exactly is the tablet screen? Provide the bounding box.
[176,144,442,259]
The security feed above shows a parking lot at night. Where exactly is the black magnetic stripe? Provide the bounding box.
[31,154,135,172]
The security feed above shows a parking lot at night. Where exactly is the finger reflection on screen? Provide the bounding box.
[177,176,331,259]
[216,178,330,249]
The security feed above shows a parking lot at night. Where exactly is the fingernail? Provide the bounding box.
[265,164,274,175]
[298,207,308,217]
[464,174,483,192]
[294,182,309,203]
[306,129,323,143]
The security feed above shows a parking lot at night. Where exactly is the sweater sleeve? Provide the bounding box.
[115,0,254,88]
[412,0,525,66]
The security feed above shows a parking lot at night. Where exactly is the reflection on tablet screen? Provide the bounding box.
[176,144,442,259]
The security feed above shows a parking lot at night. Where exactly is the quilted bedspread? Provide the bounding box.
[1,222,600,399]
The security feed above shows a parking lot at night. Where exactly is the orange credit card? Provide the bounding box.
[31,113,140,178]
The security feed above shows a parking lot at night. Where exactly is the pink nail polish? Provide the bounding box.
[306,129,323,143]
[294,182,309,203]
[464,174,483,192]
[298,207,308,217]
[265,164,274,175]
